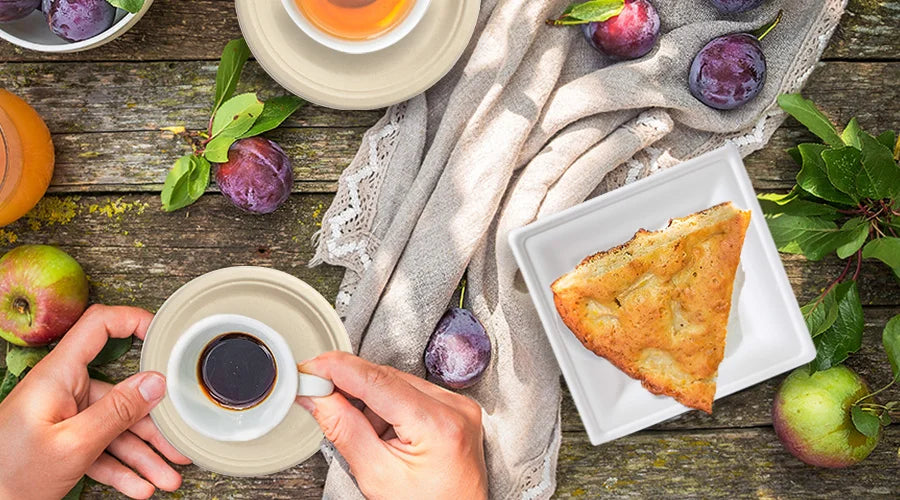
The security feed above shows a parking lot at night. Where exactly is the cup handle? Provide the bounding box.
[297,373,334,397]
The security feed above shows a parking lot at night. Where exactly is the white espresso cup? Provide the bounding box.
[166,314,333,442]
[280,0,432,54]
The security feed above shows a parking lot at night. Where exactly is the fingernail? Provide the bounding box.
[296,396,315,413]
[139,373,166,403]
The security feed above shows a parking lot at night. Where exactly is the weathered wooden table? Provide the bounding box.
[1,1,898,497]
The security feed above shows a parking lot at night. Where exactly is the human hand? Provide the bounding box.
[0,305,191,500]
[297,351,487,500]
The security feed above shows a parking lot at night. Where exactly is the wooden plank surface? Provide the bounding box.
[0,0,895,62]
[0,1,898,499]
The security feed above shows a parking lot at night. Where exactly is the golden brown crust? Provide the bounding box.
[551,202,751,414]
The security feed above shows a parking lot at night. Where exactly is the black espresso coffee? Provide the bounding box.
[198,333,277,410]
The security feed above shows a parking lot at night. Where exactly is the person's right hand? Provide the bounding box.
[296,351,487,500]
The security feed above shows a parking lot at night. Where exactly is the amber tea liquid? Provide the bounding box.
[295,0,416,41]
[198,333,277,410]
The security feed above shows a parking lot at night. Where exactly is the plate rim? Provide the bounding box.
[234,0,480,110]
[141,266,352,476]
[508,144,815,445]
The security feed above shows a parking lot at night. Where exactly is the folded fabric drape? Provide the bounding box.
[311,0,845,497]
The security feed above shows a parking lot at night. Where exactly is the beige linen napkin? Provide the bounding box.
[311,0,846,497]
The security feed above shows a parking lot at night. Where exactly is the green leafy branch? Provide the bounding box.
[160,38,305,212]
[760,93,900,440]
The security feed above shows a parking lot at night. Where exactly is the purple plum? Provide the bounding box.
[709,0,765,14]
[582,0,660,60]
[0,0,40,22]
[214,137,293,215]
[42,0,116,42]
[689,33,766,110]
[424,307,491,390]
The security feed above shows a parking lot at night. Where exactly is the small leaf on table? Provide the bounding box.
[203,134,237,163]
[547,0,625,25]
[162,155,210,212]
[214,38,252,113]
[851,406,881,438]
[810,281,864,372]
[796,143,855,205]
[0,369,19,403]
[883,314,900,379]
[777,94,844,147]
[862,237,900,279]
[6,345,50,377]
[840,117,862,149]
[89,336,133,367]
[210,93,264,138]
[105,0,144,14]
[238,96,306,139]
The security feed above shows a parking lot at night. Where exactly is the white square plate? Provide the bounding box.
[508,144,815,445]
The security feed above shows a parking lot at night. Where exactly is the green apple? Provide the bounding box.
[0,245,89,346]
[773,366,879,467]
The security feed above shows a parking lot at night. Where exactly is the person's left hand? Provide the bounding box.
[0,305,191,500]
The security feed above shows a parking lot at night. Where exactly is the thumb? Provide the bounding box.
[65,372,167,457]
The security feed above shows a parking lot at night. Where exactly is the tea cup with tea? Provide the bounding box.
[166,314,334,442]
[281,0,431,54]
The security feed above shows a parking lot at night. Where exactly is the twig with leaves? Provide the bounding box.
[159,38,305,212]
[760,93,900,441]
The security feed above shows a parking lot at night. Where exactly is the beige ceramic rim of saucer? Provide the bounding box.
[140,267,351,477]
[235,0,480,110]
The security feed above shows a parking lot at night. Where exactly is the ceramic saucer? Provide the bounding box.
[234,0,480,110]
[141,267,351,476]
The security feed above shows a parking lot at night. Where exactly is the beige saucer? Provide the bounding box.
[140,267,351,477]
[235,0,480,110]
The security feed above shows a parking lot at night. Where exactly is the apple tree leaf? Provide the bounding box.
[857,132,900,200]
[6,345,50,377]
[821,146,861,202]
[851,406,881,438]
[758,192,839,218]
[883,314,900,379]
[862,237,900,279]
[801,289,840,338]
[214,38,251,113]
[210,93,263,138]
[765,214,861,261]
[777,94,844,147]
[841,117,862,149]
[0,369,19,403]
[237,96,305,139]
[90,336,133,367]
[87,367,115,384]
[835,217,869,259]
[796,144,855,205]
[61,476,85,500]
[105,0,144,14]
[810,281,864,372]
[547,0,625,25]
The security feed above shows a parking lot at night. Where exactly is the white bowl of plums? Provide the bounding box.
[0,0,153,53]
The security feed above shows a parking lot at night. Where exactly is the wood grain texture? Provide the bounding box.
[0,1,897,498]
[0,62,895,194]
[0,0,895,62]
